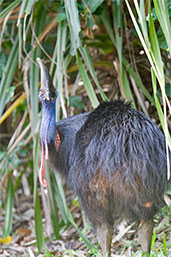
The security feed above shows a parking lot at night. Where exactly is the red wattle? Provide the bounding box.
[39,141,48,187]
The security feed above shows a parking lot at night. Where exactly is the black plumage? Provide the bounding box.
[69,100,167,223]
[37,58,170,257]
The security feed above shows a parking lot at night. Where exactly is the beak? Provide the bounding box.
[37,58,56,101]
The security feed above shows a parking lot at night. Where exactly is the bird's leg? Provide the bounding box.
[138,220,153,255]
[96,223,113,257]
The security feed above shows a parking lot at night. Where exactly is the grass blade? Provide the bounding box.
[64,0,81,50]
[122,65,135,107]
[149,4,164,83]
[17,0,36,26]
[30,8,48,252]
[3,175,14,237]
[30,55,40,130]
[112,1,135,103]
[67,208,97,250]
[54,173,68,224]
[153,0,171,54]
[76,51,99,108]
[101,5,153,104]
[33,127,44,252]
[151,69,171,180]
[100,7,116,46]
[46,172,60,239]
[0,93,26,125]
[79,46,108,101]
[0,0,21,21]
[149,3,170,179]
[89,0,104,13]
[34,189,44,252]
[112,0,123,69]
[0,36,19,118]
[31,12,44,246]
[122,56,155,105]
[53,173,96,250]
[125,0,158,77]
[56,20,68,119]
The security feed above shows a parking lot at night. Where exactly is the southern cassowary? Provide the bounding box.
[37,58,169,256]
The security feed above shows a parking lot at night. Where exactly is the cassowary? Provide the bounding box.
[37,58,169,257]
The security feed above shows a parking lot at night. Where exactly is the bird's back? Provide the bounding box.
[69,100,169,226]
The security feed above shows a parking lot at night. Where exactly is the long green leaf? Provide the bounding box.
[54,170,96,250]
[151,70,164,130]
[76,51,99,108]
[100,7,116,46]
[89,0,104,13]
[122,56,155,105]
[17,0,36,26]
[0,36,19,118]
[33,131,40,194]
[0,0,21,21]
[64,0,81,50]
[54,173,68,223]
[46,171,60,239]
[55,20,68,119]
[149,3,171,179]
[112,1,135,103]
[34,189,44,252]
[153,0,171,54]
[52,181,68,225]
[138,0,149,47]
[79,46,108,101]
[29,6,46,130]
[33,131,44,253]
[125,0,158,79]
[100,5,153,104]
[31,9,46,253]
[122,65,135,106]
[112,0,123,70]
[151,69,171,148]
[3,175,13,237]
[67,208,96,250]
[13,168,26,194]
[149,4,164,84]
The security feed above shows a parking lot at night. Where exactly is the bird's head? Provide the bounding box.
[37,57,57,102]
[37,58,60,187]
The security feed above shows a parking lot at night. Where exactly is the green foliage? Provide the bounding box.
[69,95,86,109]
[0,50,6,78]
[2,175,14,238]
[45,246,55,257]
[0,35,19,117]
[34,189,44,252]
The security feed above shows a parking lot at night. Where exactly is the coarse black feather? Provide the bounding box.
[68,100,169,226]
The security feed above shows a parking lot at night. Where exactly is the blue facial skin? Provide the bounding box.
[39,91,57,147]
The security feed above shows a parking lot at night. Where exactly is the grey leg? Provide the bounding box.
[138,220,153,255]
[96,223,113,257]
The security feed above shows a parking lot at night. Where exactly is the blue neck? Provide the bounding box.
[40,99,56,146]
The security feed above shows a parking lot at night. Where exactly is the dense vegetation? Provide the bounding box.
[0,0,170,256]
